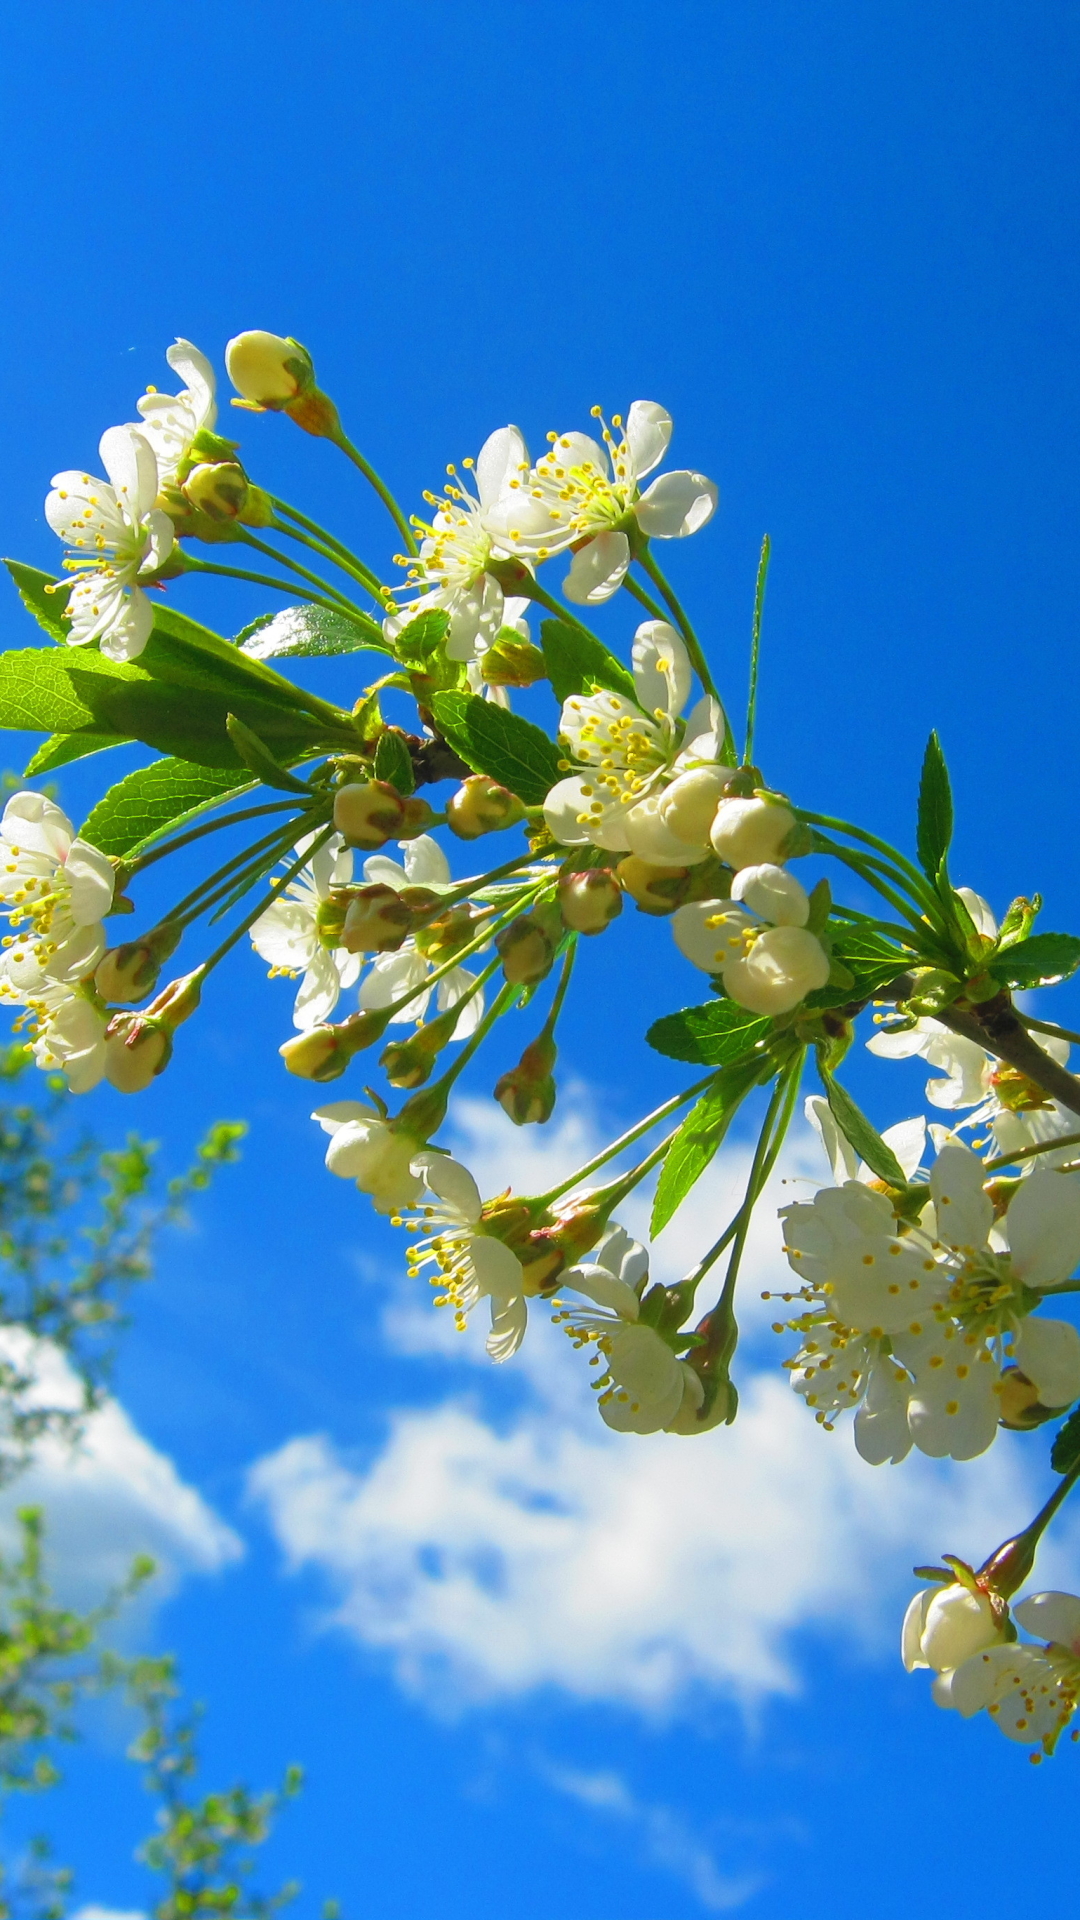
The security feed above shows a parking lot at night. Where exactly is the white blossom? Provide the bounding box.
[484,403,717,605]
[45,425,174,661]
[869,1015,1077,1169]
[250,834,360,1030]
[129,339,217,491]
[384,429,529,660]
[543,622,725,855]
[902,1580,1005,1676]
[358,837,483,1034]
[672,868,830,1015]
[312,1100,426,1215]
[916,1588,1080,1754]
[0,974,108,1094]
[556,1225,704,1434]
[402,1154,529,1360]
[0,793,114,987]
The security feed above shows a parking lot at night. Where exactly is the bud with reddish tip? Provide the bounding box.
[558,868,622,936]
[494,1030,557,1125]
[342,884,414,954]
[95,921,182,1005]
[446,775,526,840]
[103,1016,172,1093]
[279,1008,391,1081]
[496,908,560,986]
[181,462,251,522]
[615,855,694,916]
[333,781,408,850]
[414,905,481,968]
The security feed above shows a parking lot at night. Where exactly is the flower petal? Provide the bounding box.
[99,424,158,520]
[929,1143,993,1254]
[563,531,630,605]
[487,1293,528,1362]
[416,1153,483,1223]
[635,470,718,538]
[1013,1590,1080,1652]
[475,425,528,509]
[1012,1316,1080,1409]
[623,401,673,479]
[632,620,691,721]
[292,950,343,1030]
[1004,1169,1080,1287]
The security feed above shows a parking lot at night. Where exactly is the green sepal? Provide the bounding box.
[373,728,415,795]
[1051,1404,1080,1475]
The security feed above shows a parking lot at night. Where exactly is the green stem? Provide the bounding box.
[437,975,519,1092]
[126,802,307,875]
[330,426,417,556]
[701,1056,804,1361]
[982,1131,1080,1174]
[268,516,384,598]
[537,1074,716,1207]
[743,534,770,766]
[270,495,367,569]
[1021,1015,1080,1048]
[635,546,719,702]
[513,575,605,644]
[620,573,668,624]
[197,827,337,978]
[180,553,369,626]
[800,810,940,912]
[165,817,320,929]
[236,529,372,619]
[811,835,946,944]
[685,1059,802,1297]
[543,939,577,1032]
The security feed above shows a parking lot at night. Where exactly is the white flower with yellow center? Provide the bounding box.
[358,837,484,1035]
[402,1155,529,1361]
[672,864,830,1015]
[129,339,217,492]
[384,427,529,660]
[0,974,108,1095]
[485,402,717,605]
[312,1100,427,1216]
[870,1016,1077,1169]
[911,1587,1080,1754]
[780,1142,1080,1462]
[543,622,726,855]
[45,425,174,661]
[555,1224,705,1434]
[0,793,115,988]
[250,833,360,1030]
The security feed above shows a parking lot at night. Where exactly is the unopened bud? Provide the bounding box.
[333,781,407,850]
[558,868,622,936]
[94,922,182,1005]
[709,795,797,870]
[279,1008,391,1081]
[144,968,203,1030]
[997,1368,1060,1431]
[380,1006,461,1089]
[494,1030,557,1126]
[496,910,558,986]
[478,636,548,686]
[226,330,314,408]
[414,905,481,968]
[342,884,414,954]
[616,855,694,916]
[658,767,734,845]
[395,1082,450,1142]
[103,1014,172,1094]
[446,775,526,840]
[181,461,250,522]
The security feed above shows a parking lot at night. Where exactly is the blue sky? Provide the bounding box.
[2,4,1080,1915]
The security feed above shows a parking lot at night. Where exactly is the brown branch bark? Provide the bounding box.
[874,976,1080,1121]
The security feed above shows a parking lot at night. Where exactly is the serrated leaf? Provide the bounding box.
[1051,1404,1080,1474]
[4,561,71,643]
[646,1000,772,1066]
[393,609,451,664]
[540,618,638,708]
[802,925,912,1010]
[431,692,562,806]
[651,1057,765,1235]
[373,728,415,794]
[989,932,1080,989]
[0,647,141,733]
[916,730,953,881]
[24,731,129,775]
[237,604,386,660]
[226,715,312,793]
[81,761,260,858]
[818,1063,907,1185]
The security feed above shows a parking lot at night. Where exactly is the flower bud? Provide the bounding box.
[94,921,182,1005]
[478,636,548,687]
[446,775,526,840]
[103,1014,172,1094]
[496,911,557,986]
[997,1367,1059,1431]
[342,884,414,954]
[558,868,623,936]
[494,1031,557,1126]
[909,1583,1005,1672]
[333,781,407,850]
[414,906,481,967]
[380,1006,461,1089]
[709,796,796,869]
[615,855,694,916]
[226,331,314,408]
[279,1008,391,1081]
[730,863,810,927]
[723,924,830,1015]
[623,793,713,867]
[181,461,251,523]
[658,767,733,845]
[144,968,203,1030]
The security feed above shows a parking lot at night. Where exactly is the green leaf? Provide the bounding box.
[226,715,312,794]
[540,618,638,707]
[373,728,415,795]
[989,932,1080,989]
[802,923,911,1009]
[431,692,562,806]
[237,604,387,660]
[80,760,260,858]
[651,1057,765,1235]
[0,647,139,732]
[916,730,953,881]
[393,609,451,665]
[647,999,772,1066]
[818,1062,907,1186]
[1051,1404,1080,1474]
[4,560,72,644]
[24,731,129,775]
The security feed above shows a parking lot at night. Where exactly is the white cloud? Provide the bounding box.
[72,1907,146,1920]
[539,1759,762,1911]
[249,1091,1077,1717]
[0,1330,241,1609]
